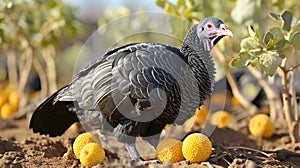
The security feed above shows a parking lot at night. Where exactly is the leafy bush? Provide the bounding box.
[232,11,300,142]
[156,0,300,142]
[0,0,85,107]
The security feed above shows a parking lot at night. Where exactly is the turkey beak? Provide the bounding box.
[217,24,233,37]
[210,24,233,47]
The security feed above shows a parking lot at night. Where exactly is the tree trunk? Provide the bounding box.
[18,48,33,110]
[42,45,57,94]
[33,57,48,99]
[288,71,300,142]
[278,58,297,143]
[7,51,18,86]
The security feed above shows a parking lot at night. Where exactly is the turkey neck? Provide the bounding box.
[180,26,216,97]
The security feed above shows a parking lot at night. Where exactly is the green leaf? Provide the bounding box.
[269,27,284,39]
[240,37,260,52]
[263,31,273,46]
[275,40,287,50]
[46,1,57,9]
[156,0,166,8]
[272,0,285,7]
[258,51,279,76]
[231,52,258,67]
[290,31,300,49]
[265,27,289,51]
[185,0,193,9]
[281,10,293,31]
[177,0,184,7]
[268,39,288,51]
[269,13,280,20]
[248,25,256,38]
[164,2,177,14]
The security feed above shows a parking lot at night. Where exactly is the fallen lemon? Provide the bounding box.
[210,111,232,128]
[0,96,7,108]
[8,91,20,109]
[80,142,105,166]
[195,106,208,125]
[164,124,171,130]
[73,132,96,159]
[1,103,17,120]
[182,133,212,163]
[249,114,274,138]
[156,138,184,163]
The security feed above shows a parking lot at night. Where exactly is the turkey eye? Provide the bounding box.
[206,24,213,29]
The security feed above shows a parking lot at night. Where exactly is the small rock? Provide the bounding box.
[63,147,75,160]
[245,160,257,168]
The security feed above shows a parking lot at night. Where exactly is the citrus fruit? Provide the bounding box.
[1,103,17,120]
[156,138,184,163]
[73,132,96,159]
[182,133,212,163]
[249,114,274,138]
[0,96,7,108]
[8,91,20,109]
[210,111,232,128]
[80,142,105,166]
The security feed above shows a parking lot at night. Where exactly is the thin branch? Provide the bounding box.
[224,146,271,158]
[33,57,48,99]
[247,66,283,119]
[288,71,300,142]
[42,45,57,94]
[214,46,258,114]
[277,57,297,143]
[287,64,300,73]
[6,51,18,86]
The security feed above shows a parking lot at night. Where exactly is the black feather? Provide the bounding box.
[29,85,79,137]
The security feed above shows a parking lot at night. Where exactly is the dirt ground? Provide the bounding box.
[1,104,300,168]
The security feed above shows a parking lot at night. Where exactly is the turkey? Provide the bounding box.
[30,17,232,162]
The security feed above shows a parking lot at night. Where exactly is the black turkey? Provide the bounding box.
[30,17,232,162]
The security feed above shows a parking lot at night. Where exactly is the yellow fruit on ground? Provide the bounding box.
[80,142,105,166]
[156,138,184,163]
[0,96,7,108]
[210,111,232,128]
[182,133,212,163]
[8,91,20,109]
[164,124,171,130]
[0,84,16,108]
[195,106,208,125]
[73,133,96,159]
[1,103,17,120]
[249,114,274,138]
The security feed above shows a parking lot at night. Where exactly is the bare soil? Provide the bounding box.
[0,106,300,168]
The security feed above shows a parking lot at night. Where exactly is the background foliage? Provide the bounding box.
[156,0,300,142]
[0,0,86,111]
[0,0,299,141]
